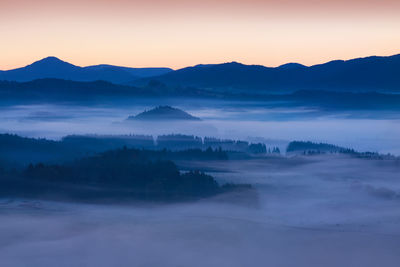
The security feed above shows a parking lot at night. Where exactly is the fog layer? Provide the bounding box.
[1,101,400,154]
[1,155,400,267]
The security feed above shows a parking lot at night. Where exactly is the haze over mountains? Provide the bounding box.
[1,53,399,94]
[0,57,172,84]
[137,54,400,93]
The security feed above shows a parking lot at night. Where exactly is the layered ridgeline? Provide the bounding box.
[2,79,400,110]
[127,106,201,121]
[1,54,399,93]
[0,133,257,202]
[0,134,396,202]
[0,57,172,84]
[136,54,400,93]
[0,134,270,204]
[0,134,276,166]
[1,54,400,108]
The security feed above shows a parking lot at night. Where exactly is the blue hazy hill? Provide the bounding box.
[135,54,400,93]
[2,54,399,93]
[0,57,172,84]
[1,79,400,110]
[127,106,201,121]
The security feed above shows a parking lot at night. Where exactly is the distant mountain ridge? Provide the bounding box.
[135,54,400,93]
[0,57,172,84]
[1,53,399,92]
[1,79,400,110]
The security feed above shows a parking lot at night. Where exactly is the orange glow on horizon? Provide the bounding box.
[0,0,399,70]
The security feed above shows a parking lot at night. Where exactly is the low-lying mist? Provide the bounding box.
[1,154,400,267]
[1,101,400,154]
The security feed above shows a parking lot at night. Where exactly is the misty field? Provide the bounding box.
[1,154,400,267]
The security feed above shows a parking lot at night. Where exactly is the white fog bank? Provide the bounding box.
[1,102,400,154]
[1,155,400,267]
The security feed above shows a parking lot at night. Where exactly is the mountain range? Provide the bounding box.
[2,78,400,111]
[0,54,399,93]
[0,57,172,84]
[135,54,400,93]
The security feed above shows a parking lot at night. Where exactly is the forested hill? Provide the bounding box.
[0,147,251,202]
[0,134,272,167]
[127,106,201,121]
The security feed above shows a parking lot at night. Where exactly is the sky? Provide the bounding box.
[0,0,399,70]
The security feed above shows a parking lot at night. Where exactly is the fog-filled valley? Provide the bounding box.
[1,55,400,266]
[1,153,400,267]
[1,100,400,154]
[1,99,400,266]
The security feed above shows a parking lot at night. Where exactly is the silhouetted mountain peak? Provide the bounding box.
[225,61,242,65]
[127,106,201,121]
[0,57,172,83]
[23,57,79,74]
[29,56,77,68]
[193,62,245,69]
[38,56,64,63]
[278,63,306,69]
[193,64,216,68]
